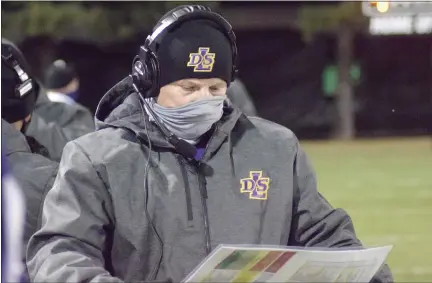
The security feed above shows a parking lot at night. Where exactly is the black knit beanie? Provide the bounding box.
[156,20,233,87]
[1,40,37,123]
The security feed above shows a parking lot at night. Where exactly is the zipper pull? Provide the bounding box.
[199,176,208,199]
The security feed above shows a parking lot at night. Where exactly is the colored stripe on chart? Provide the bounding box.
[249,251,283,272]
[231,250,269,283]
[217,250,259,270]
[265,251,296,273]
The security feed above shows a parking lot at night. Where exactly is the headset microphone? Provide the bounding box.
[130,75,199,161]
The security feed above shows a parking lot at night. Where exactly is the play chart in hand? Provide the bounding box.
[182,244,393,283]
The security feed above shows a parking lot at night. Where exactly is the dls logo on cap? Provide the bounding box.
[187,47,215,72]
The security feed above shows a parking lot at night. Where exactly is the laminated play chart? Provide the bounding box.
[183,244,392,283]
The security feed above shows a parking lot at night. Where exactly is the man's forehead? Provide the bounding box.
[176,78,226,86]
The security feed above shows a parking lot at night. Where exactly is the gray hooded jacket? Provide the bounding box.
[26,88,95,161]
[27,77,392,283]
[2,119,58,252]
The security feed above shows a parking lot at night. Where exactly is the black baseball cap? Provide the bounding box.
[44,59,77,89]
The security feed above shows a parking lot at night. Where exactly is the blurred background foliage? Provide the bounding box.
[1,2,220,43]
[2,2,366,44]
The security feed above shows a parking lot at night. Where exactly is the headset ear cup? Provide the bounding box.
[148,53,159,93]
[132,55,152,94]
[135,51,159,98]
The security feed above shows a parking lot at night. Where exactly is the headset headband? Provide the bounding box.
[145,7,236,51]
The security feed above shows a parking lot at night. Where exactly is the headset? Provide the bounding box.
[129,5,239,161]
[1,40,34,99]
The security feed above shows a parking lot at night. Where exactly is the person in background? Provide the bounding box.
[1,46,59,257]
[2,38,95,161]
[226,78,258,116]
[44,59,80,105]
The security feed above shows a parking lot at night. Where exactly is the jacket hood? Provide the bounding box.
[1,119,31,155]
[95,76,242,151]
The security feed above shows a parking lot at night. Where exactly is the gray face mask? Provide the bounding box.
[148,96,226,141]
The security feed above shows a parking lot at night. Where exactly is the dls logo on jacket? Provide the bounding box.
[240,171,270,200]
[187,47,215,72]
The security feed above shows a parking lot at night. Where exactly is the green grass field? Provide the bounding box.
[301,137,432,282]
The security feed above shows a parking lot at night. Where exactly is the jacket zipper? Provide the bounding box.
[197,165,211,255]
[178,161,194,222]
[190,125,218,255]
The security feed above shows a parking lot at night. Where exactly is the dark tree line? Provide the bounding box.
[1,2,219,43]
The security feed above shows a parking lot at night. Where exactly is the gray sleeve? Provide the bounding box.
[7,152,58,261]
[26,141,122,283]
[22,162,58,249]
[288,145,393,283]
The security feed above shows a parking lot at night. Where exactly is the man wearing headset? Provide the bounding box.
[27,5,392,283]
[1,46,58,262]
[2,39,95,161]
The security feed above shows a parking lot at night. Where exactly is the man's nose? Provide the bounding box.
[197,87,212,98]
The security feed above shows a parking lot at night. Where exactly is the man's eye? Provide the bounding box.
[182,86,196,92]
